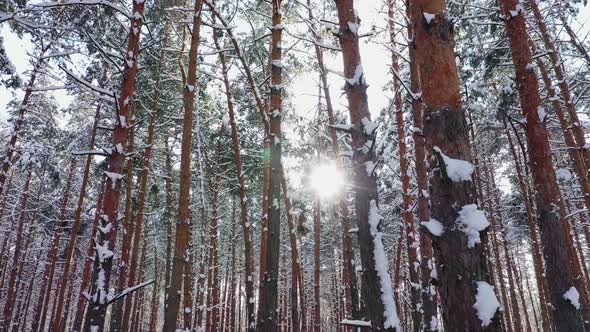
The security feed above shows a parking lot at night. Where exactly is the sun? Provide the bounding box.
[309,162,344,198]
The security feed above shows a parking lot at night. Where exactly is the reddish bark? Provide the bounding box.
[498,0,585,328]
[502,116,553,331]
[281,172,303,332]
[120,29,167,332]
[162,0,203,329]
[404,0,437,327]
[0,165,33,332]
[411,0,500,329]
[529,0,590,169]
[206,137,223,331]
[0,40,54,197]
[335,1,398,330]
[306,0,358,320]
[51,68,106,332]
[72,176,106,332]
[211,19,256,331]
[83,0,145,328]
[110,98,137,332]
[34,159,77,332]
[387,1,420,329]
[482,161,514,332]
[258,1,284,330]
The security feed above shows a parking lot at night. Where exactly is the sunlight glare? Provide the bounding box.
[309,162,344,198]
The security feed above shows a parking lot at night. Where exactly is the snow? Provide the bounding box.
[368,200,401,330]
[430,316,438,330]
[563,286,580,309]
[104,171,124,189]
[347,21,359,34]
[537,106,547,122]
[423,12,435,24]
[365,161,375,176]
[556,168,572,181]
[271,60,283,68]
[433,146,474,182]
[95,241,114,262]
[509,4,524,17]
[345,64,365,86]
[421,218,444,236]
[361,116,378,135]
[341,319,371,327]
[473,281,500,327]
[456,204,490,248]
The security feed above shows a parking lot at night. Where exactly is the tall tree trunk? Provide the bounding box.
[211,18,256,332]
[35,159,77,332]
[0,165,33,332]
[528,0,590,168]
[305,0,359,320]
[498,0,585,328]
[148,244,159,332]
[119,28,167,332]
[206,136,223,332]
[84,0,145,329]
[110,98,137,332]
[404,1,437,328]
[72,176,106,332]
[502,115,553,331]
[162,0,203,329]
[51,67,106,332]
[387,1,421,329]
[281,172,303,332]
[558,12,590,65]
[335,1,400,330]
[258,1,283,330]
[410,0,500,329]
[313,197,321,332]
[482,161,514,332]
[0,39,54,196]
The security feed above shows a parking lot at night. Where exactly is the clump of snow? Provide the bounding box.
[421,218,444,236]
[509,4,524,17]
[563,286,580,309]
[433,146,474,182]
[537,106,547,122]
[456,204,490,248]
[347,21,359,34]
[555,168,572,181]
[361,116,378,135]
[423,12,435,24]
[429,316,438,330]
[340,319,371,327]
[473,281,500,327]
[345,64,365,86]
[368,200,401,330]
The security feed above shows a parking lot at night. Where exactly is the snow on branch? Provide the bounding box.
[30,0,131,19]
[60,66,116,101]
[106,279,155,305]
[340,319,371,327]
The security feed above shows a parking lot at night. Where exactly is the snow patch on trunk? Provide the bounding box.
[368,200,401,330]
[433,146,473,182]
[421,218,444,236]
[456,204,490,248]
[563,286,580,309]
[473,281,500,326]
